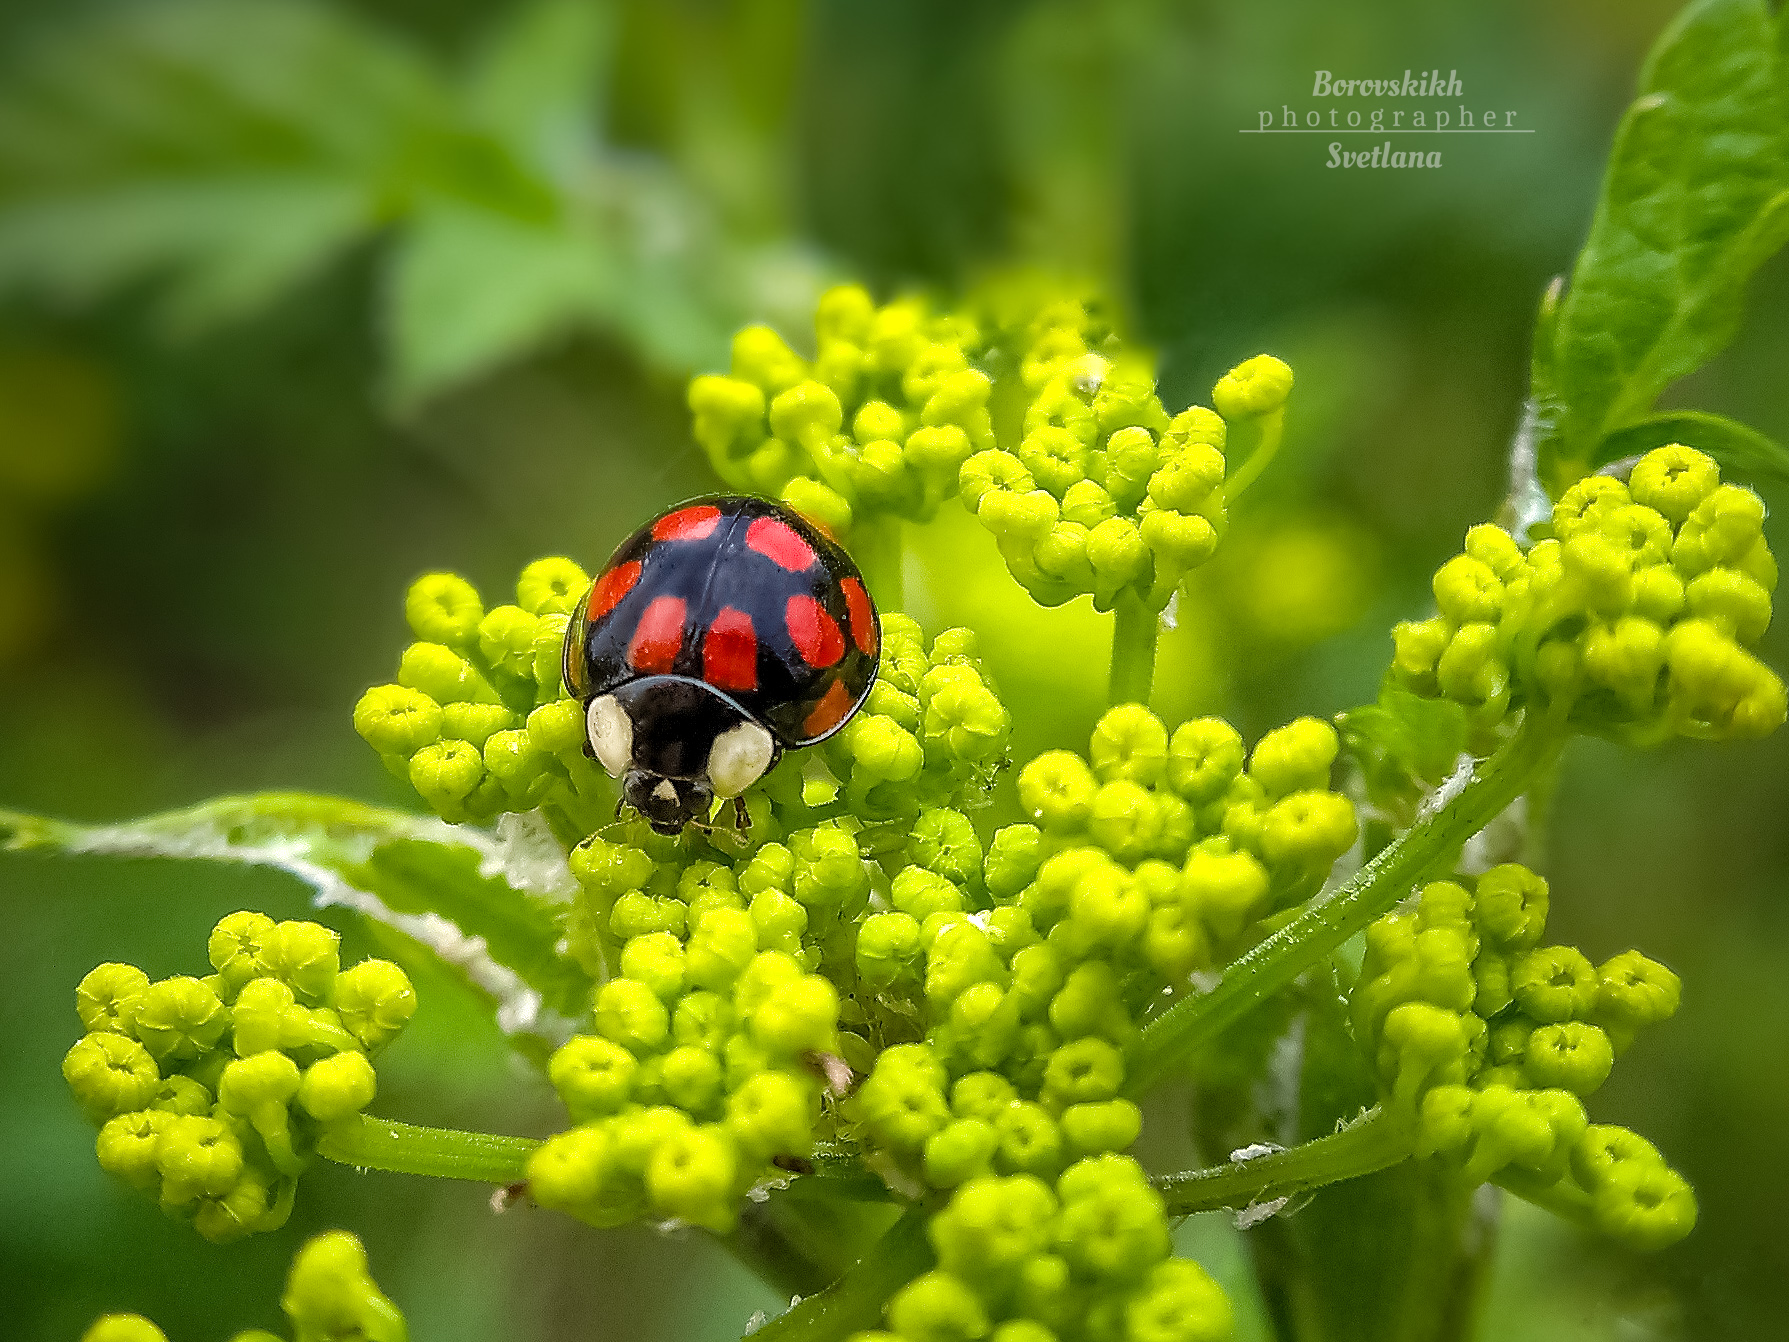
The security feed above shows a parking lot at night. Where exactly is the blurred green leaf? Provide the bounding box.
[0,792,590,1039]
[1594,409,1789,488]
[465,0,614,176]
[1340,688,1471,823]
[0,0,797,404]
[385,199,615,406]
[1539,0,1789,494]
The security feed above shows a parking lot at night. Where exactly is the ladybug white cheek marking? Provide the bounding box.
[587,695,633,778]
[707,720,775,798]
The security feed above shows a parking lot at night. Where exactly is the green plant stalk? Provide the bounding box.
[1109,589,1159,706]
[851,515,905,611]
[316,1115,538,1183]
[751,1203,935,1341]
[1153,1106,1414,1216]
[1493,1167,1594,1231]
[1126,713,1564,1093]
[1222,407,1286,502]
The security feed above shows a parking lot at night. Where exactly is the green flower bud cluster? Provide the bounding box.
[81,1228,407,1342]
[1014,706,1358,950]
[354,561,607,826]
[533,821,860,1231]
[824,617,1011,831]
[687,281,1293,613]
[851,1156,1234,1342]
[63,914,414,1242]
[690,286,994,527]
[1351,867,1694,1249]
[1390,446,1785,744]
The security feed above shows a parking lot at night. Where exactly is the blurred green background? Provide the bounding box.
[1,1,1785,1338]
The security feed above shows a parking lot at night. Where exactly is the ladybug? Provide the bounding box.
[563,495,880,835]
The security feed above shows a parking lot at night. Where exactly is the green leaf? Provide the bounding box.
[464,0,614,176]
[0,0,804,400]
[0,792,592,1043]
[0,0,441,332]
[383,199,616,406]
[0,177,374,332]
[1340,687,1471,812]
[1541,0,1789,493]
[1594,408,1789,487]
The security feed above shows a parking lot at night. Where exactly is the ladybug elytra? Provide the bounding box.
[563,495,880,834]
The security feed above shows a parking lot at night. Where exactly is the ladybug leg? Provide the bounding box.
[733,795,750,830]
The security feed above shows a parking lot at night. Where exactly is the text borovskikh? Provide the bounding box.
[1245,70,1530,168]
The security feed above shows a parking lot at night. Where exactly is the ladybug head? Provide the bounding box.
[586,677,779,835]
[623,771,714,836]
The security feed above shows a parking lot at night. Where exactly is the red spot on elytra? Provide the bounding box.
[703,607,759,691]
[786,595,844,668]
[747,517,815,572]
[628,596,686,673]
[588,561,640,621]
[840,578,877,656]
[803,679,855,737]
[653,505,723,543]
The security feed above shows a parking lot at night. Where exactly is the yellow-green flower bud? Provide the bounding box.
[155,1113,244,1207]
[1474,864,1549,950]
[82,1317,167,1342]
[407,739,487,817]
[1019,425,1089,497]
[1181,848,1270,943]
[1146,448,1225,515]
[1511,945,1600,1022]
[218,1051,304,1174]
[595,978,670,1055]
[1060,1098,1142,1158]
[726,1069,814,1163]
[298,1050,378,1125]
[353,685,443,758]
[207,912,277,999]
[1258,791,1357,874]
[1522,1021,1614,1095]
[647,1124,738,1231]
[994,1100,1064,1179]
[232,977,355,1057]
[280,1230,407,1342]
[130,975,228,1065]
[1629,445,1719,524]
[76,963,150,1035]
[887,1272,990,1342]
[1596,950,1681,1035]
[405,573,483,648]
[518,558,586,622]
[64,1031,161,1120]
[1212,354,1293,420]
[1167,717,1244,804]
[1249,717,1338,798]
[258,920,339,1004]
[924,1117,1000,1187]
[332,960,416,1052]
[1018,750,1097,833]
[550,1036,637,1120]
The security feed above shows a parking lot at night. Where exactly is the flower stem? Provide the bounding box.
[316,1115,538,1184]
[1494,1168,1593,1231]
[1153,1106,1414,1216]
[852,515,904,611]
[750,1203,934,1341]
[1125,713,1563,1094]
[1222,407,1286,502]
[1109,590,1159,706]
